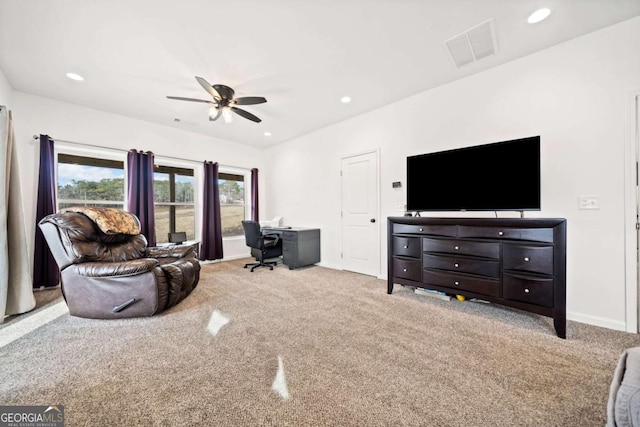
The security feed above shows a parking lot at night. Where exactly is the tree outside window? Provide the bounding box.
[57,154,125,209]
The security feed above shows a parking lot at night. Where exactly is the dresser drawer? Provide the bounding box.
[422,254,499,278]
[422,238,499,259]
[458,226,553,243]
[503,273,554,307]
[393,224,457,237]
[393,258,421,282]
[423,269,499,297]
[503,244,553,275]
[393,236,421,258]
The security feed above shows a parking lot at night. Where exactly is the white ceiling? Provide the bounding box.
[1,0,639,148]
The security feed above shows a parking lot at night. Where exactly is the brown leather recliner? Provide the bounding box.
[38,207,200,319]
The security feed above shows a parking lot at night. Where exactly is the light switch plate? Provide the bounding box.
[578,196,599,210]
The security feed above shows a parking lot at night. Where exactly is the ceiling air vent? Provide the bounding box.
[445,19,497,68]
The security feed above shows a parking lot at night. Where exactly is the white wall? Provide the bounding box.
[10,91,265,262]
[265,17,640,331]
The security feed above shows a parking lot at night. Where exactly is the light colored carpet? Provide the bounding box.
[0,286,62,329]
[1,259,638,426]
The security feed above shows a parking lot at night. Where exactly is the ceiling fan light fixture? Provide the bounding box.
[528,8,551,24]
[222,107,233,123]
[169,77,266,123]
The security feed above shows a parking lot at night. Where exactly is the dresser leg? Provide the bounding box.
[387,281,394,294]
[554,311,566,339]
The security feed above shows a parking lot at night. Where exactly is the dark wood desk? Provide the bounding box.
[263,227,320,270]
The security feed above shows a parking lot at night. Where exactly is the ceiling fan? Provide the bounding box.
[167,76,267,123]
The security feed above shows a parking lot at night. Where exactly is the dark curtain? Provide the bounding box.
[127,149,156,246]
[33,135,59,288]
[251,168,259,221]
[200,161,223,260]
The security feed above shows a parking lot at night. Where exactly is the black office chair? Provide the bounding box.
[242,220,282,272]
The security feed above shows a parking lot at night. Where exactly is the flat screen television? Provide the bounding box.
[406,136,540,212]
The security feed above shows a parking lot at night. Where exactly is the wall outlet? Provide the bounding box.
[578,196,599,210]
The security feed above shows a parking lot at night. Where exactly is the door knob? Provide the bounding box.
[370,218,376,223]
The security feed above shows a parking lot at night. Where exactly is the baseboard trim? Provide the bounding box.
[567,311,627,332]
[221,254,251,262]
[317,261,341,270]
[201,255,251,265]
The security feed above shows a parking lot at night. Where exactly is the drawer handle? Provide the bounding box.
[403,268,407,272]
[524,288,530,293]
[454,263,459,268]
[454,246,459,250]
[419,228,423,231]
[454,281,460,286]
[524,257,530,262]
[403,245,408,249]
[498,231,504,236]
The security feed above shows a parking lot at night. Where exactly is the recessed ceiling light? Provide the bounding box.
[528,8,551,24]
[264,131,272,137]
[66,72,84,81]
[341,96,352,104]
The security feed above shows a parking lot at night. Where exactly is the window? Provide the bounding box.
[57,154,125,209]
[55,149,217,245]
[154,165,195,242]
[219,172,246,237]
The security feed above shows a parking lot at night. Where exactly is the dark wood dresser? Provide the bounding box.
[387,217,567,338]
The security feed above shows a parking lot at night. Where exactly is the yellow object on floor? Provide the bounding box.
[456,295,467,301]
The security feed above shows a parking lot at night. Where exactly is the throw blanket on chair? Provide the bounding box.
[60,207,141,235]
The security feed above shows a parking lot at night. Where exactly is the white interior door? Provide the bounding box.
[635,94,640,332]
[341,151,379,276]
[625,91,640,333]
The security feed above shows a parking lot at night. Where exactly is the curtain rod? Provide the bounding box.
[32,134,224,167]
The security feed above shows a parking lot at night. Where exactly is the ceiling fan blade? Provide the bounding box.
[231,107,261,123]
[209,107,222,121]
[167,96,215,104]
[234,96,267,105]
[195,76,221,99]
